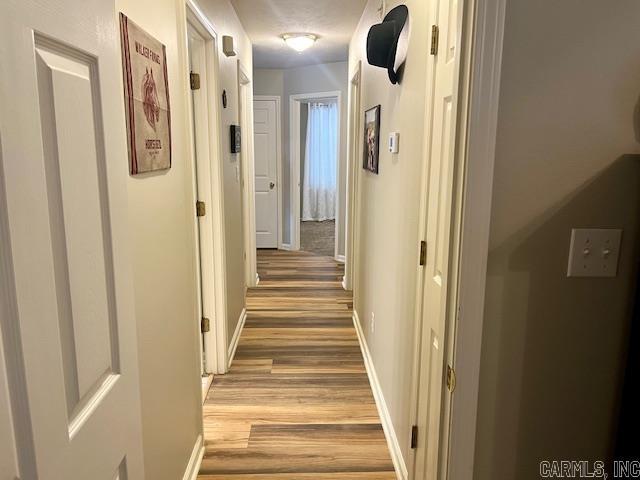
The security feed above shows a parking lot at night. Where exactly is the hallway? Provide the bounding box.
[198,250,396,478]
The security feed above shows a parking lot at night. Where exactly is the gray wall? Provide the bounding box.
[114,0,252,476]
[253,68,284,97]
[254,62,349,255]
[116,0,203,477]
[475,1,640,478]
[348,0,431,466]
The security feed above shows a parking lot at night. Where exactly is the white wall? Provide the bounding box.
[116,0,251,478]
[254,62,349,255]
[197,0,253,346]
[475,1,640,478]
[348,0,430,468]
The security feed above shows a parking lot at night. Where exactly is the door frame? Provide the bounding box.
[289,90,342,257]
[443,0,506,476]
[238,62,259,287]
[408,0,507,478]
[343,62,362,292]
[184,0,229,375]
[0,147,37,480]
[253,95,283,251]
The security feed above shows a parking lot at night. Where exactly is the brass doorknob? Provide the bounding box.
[269,182,275,189]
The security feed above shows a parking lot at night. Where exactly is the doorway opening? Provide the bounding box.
[290,92,342,260]
[343,62,361,291]
[240,64,259,287]
[296,97,339,257]
[185,2,229,385]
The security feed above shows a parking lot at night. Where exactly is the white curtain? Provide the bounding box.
[302,102,338,221]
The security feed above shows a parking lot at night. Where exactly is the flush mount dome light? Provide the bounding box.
[282,33,317,52]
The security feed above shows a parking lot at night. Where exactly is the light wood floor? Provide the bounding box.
[198,250,396,479]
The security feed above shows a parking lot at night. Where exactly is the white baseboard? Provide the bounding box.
[227,308,247,368]
[182,434,204,480]
[335,254,346,263]
[353,310,408,480]
[256,273,260,286]
[280,243,292,251]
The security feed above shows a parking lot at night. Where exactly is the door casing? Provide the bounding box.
[343,62,362,292]
[239,64,259,286]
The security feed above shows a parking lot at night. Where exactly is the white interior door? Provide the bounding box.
[414,0,465,478]
[253,99,278,248]
[0,328,20,480]
[188,21,221,375]
[188,25,207,376]
[0,0,145,478]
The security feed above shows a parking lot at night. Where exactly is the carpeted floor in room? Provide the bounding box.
[300,220,335,257]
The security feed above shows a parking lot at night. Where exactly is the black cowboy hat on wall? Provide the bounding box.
[366,4,409,85]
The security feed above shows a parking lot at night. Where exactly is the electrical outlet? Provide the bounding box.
[370,312,375,333]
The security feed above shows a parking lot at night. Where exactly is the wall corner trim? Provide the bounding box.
[227,307,247,368]
[353,310,408,480]
[182,434,204,480]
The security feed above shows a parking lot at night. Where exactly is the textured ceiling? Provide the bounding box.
[230,0,369,69]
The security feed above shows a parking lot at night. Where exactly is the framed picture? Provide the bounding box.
[363,105,381,174]
[119,13,172,175]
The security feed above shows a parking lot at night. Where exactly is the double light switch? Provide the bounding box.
[567,228,622,278]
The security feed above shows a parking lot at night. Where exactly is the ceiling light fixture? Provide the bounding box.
[282,33,317,53]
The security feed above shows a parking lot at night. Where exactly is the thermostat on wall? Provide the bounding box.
[388,132,399,153]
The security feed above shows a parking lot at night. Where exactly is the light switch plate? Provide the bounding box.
[567,228,622,278]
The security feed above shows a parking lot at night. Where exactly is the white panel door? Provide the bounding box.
[414,0,464,478]
[0,330,19,480]
[0,0,145,479]
[253,99,278,248]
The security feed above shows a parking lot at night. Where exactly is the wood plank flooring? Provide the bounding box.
[198,250,396,479]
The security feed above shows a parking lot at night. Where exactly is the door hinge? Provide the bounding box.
[430,25,439,55]
[446,364,457,393]
[419,240,427,266]
[196,201,206,217]
[201,317,211,333]
[190,71,201,90]
[411,425,419,449]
